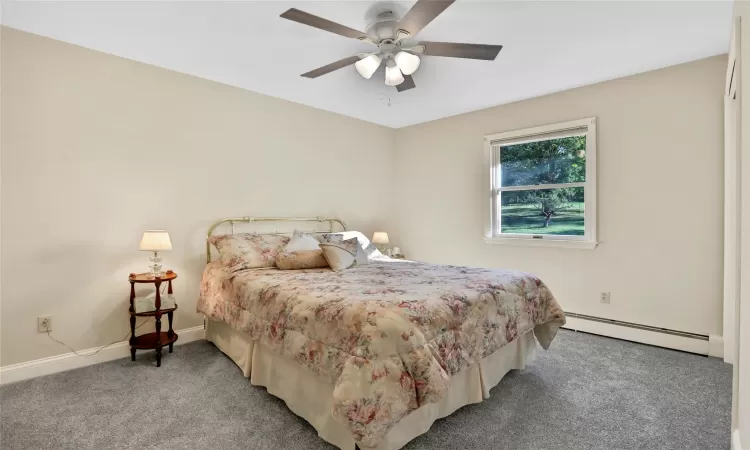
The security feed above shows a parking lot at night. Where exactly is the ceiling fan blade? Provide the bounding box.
[396,0,455,38]
[396,74,416,92]
[281,8,370,41]
[301,55,360,78]
[420,42,503,60]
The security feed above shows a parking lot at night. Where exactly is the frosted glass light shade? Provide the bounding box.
[355,54,382,79]
[139,230,172,251]
[385,65,404,86]
[372,232,390,245]
[394,51,420,76]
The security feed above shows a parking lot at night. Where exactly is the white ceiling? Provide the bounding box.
[2,1,733,128]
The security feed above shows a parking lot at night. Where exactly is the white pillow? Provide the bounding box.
[285,230,322,252]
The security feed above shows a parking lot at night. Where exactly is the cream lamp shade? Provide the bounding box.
[371,232,390,245]
[355,54,382,79]
[139,230,172,251]
[384,63,404,87]
[394,51,421,76]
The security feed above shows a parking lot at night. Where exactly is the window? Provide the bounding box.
[484,118,597,249]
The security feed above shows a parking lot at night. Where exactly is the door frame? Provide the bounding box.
[726,16,742,433]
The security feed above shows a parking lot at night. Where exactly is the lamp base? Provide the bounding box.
[375,244,391,256]
[149,252,163,277]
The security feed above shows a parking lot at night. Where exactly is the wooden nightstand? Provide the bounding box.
[128,270,178,367]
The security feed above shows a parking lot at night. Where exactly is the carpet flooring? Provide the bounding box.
[0,330,731,449]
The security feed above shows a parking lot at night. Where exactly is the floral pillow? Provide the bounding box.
[316,233,344,244]
[319,237,359,272]
[317,231,376,265]
[276,230,328,270]
[208,233,290,272]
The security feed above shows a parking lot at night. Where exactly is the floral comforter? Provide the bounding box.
[197,259,565,448]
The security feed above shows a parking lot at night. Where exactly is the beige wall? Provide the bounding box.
[0,28,395,366]
[392,56,726,337]
[0,27,728,369]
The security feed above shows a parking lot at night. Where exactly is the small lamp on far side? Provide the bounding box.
[139,230,172,277]
[372,231,390,256]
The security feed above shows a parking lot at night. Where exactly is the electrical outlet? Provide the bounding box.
[37,316,52,333]
[600,292,611,304]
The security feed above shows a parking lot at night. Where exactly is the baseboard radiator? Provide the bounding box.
[562,311,719,356]
[564,312,709,341]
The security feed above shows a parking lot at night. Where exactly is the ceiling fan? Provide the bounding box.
[280,0,503,92]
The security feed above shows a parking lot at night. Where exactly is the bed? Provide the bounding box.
[197,216,565,450]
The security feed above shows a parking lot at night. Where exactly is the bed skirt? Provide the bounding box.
[205,318,537,450]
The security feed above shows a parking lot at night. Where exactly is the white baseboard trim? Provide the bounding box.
[0,325,205,385]
[708,334,725,359]
[734,429,742,450]
[563,317,710,355]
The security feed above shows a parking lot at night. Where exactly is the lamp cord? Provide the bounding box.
[45,320,150,357]
[45,284,168,357]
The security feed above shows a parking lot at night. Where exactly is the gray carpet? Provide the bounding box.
[0,330,731,450]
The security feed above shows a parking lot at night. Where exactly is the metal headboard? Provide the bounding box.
[206,216,348,264]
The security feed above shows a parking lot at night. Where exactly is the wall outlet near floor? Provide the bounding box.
[600,292,611,304]
[37,316,52,333]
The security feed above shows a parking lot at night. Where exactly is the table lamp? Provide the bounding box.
[139,230,172,276]
[372,231,390,255]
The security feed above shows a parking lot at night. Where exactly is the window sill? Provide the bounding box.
[483,237,598,249]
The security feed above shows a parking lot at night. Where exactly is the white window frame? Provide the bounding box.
[483,117,597,249]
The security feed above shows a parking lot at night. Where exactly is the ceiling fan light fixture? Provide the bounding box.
[394,51,421,76]
[355,54,383,79]
[385,64,405,86]
[282,0,503,92]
